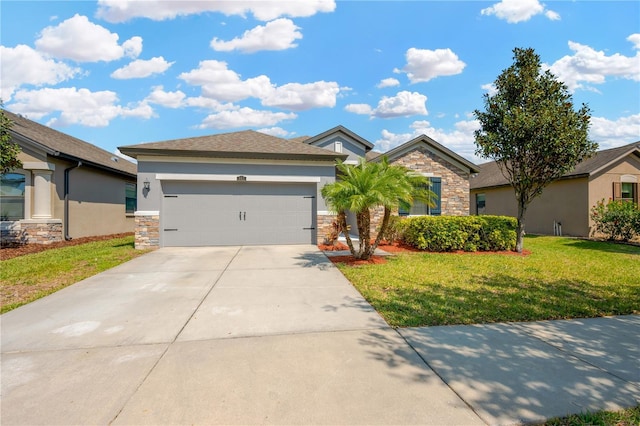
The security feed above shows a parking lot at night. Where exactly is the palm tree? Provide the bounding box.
[321,157,435,260]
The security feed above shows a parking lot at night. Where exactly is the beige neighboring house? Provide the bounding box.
[1,110,137,245]
[470,142,640,237]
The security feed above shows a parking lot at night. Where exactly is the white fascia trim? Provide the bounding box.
[134,211,160,216]
[343,160,359,165]
[137,155,334,167]
[155,174,321,183]
[317,210,334,215]
[22,162,55,171]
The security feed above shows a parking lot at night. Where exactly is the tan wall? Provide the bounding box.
[56,162,135,238]
[471,177,590,236]
[589,155,640,205]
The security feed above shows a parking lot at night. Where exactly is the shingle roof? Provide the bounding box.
[4,109,136,177]
[470,141,640,190]
[303,125,374,151]
[119,130,348,161]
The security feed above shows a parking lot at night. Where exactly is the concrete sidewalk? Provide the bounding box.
[1,245,638,425]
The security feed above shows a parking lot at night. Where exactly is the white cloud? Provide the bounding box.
[180,60,342,111]
[211,18,302,53]
[35,14,142,62]
[395,48,466,83]
[345,91,427,119]
[197,107,296,129]
[375,119,482,163]
[257,127,292,137]
[96,0,335,23]
[145,86,186,108]
[481,0,559,24]
[546,39,640,91]
[377,78,400,88]
[373,91,428,118]
[184,96,237,112]
[481,83,498,96]
[0,45,80,101]
[628,33,640,50]
[111,57,174,79]
[262,81,340,111]
[179,60,273,102]
[9,87,153,127]
[345,104,373,115]
[589,113,640,149]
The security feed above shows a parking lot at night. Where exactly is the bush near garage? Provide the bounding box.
[399,215,517,252]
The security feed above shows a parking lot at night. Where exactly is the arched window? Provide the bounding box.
[0,173,26,220]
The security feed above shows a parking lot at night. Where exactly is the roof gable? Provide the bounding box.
[4,109,136,177]
[303,125,374,152]
[379,134,480,174]
[470,141,640,190]
[119,129,348,162]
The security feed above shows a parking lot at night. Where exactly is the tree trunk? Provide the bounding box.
[338,211,357,257]
[516,201,527,253]
[370,207,391,257]
[356,210,371,259]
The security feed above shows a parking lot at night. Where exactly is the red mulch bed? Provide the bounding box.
[318,240,529,266]
[0,233,134,261]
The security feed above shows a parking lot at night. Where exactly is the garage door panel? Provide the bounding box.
[161,181,315,246]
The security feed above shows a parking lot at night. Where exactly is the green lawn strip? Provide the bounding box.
[338,236,640,327]
[539,404,640,426]
[1,236,149,314]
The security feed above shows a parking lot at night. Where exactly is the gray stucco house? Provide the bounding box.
[119,126,479,249]
[1,110,137,245]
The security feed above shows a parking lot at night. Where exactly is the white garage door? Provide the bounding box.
[161,181,316,246]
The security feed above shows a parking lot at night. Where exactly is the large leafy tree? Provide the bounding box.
[1,104,22,175]
[474,47,596,253]
[322,157,434,260]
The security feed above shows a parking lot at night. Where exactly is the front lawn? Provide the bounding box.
[336,236,640,327]
[0,235,149,313]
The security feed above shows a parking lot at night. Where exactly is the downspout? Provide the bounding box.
[64,161,81,240]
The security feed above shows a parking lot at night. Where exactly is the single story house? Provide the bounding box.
[1,110,137,245]
[470,141,640,237]
[119,126,480,248]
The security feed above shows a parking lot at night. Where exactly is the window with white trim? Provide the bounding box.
[125,182,137,214]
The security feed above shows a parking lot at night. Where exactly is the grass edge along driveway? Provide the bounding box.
[337,236,640,327]
[1,235,149,314]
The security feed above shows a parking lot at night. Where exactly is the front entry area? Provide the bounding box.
[161,181,316,246]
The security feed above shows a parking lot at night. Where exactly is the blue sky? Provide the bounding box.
[2,0,639,164]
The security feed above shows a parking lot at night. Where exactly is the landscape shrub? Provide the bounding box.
[402,215,517,252]
[590,199,640,242]
[377,215,407,244]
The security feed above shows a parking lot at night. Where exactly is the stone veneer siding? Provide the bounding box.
[316,213,338,245]
[367,147,472,237]
[1,219,63,245]
[391,146,471,215]
[135,214,160,249]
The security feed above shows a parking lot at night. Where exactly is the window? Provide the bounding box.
[0,173,26,220]
[399,177,441,216]
[125,182,137,214]
[334,141,343,153]
[476,193,486,215]
[613,181,638,204]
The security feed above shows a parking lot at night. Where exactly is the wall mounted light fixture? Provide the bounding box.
[143,179,150,190]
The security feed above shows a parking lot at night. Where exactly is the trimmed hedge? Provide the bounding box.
[400,215,517,252]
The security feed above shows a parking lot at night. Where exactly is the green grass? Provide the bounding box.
[337,236,640,327]
[540,404,640,426]
[1,236,149,314]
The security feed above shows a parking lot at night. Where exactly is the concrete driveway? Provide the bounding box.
[1,246,482,425]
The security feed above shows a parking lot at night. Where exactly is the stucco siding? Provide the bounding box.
[307,136,366,163]
[472,177,590,236]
